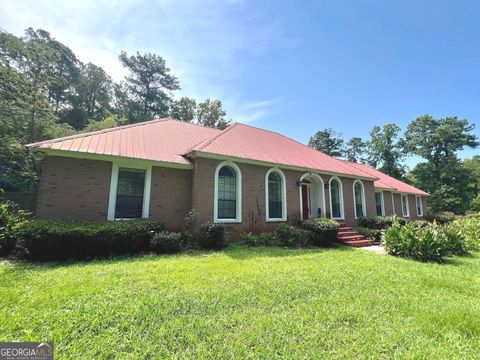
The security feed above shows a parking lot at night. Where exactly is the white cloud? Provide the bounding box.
[1,0,286,122]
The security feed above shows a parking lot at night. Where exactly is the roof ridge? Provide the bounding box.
[188,122,240,153]
[27,118,174,148]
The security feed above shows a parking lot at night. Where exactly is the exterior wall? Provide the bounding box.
[36,156,111,220]
[422,196,429,216]
[383,191,394,215]
[149,166,192,230]
[393,193,402,216]
[191,157,378,239]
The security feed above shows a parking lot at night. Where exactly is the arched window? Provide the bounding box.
[265,168,287,221]
[353,180,366,219]
[214,162,242,222]
[329,177,344,219]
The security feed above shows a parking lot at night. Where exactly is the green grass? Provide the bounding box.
[1,246,479,359]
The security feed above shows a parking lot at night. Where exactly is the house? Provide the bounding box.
[27,118,428,238]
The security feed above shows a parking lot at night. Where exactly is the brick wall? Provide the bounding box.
[191,158,377,238]
[383,191,394,215]
[36,156,111,220]
[149,166,192,230]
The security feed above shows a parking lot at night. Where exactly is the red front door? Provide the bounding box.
[301,185,310,220]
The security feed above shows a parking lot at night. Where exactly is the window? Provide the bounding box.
[107,163,152,220]
[353,180,366,219]
[329,177,344,219]
[214,161,242,223]
[416,196,423,217]
[375,192,384,216]
[266,169,287,221]
[401,194,410,217]
[115,168,145,218]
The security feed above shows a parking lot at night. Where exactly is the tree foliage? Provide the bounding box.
[308,128,344,157]
[366,124,405,179]
[344,137,367,163]
[0,28,231,191]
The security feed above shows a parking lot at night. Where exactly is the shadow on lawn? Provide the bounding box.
[224,244,353,260]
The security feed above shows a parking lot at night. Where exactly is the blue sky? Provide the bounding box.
[2,0,479,168]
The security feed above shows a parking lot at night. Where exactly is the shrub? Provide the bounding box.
[382,221,451,262]
[181,209,199,248]
[357,216,406,230]
[424,211,456,224]
[448,216,480,252]
[0,201,29,256]
[353,227,382,242]
[151,231,183,254]
[240,232,261,247]
[442,224,468,256]
[299,217,339,245]
[197,223,226,250]
[16,220,164,260]
[275,224,312,248]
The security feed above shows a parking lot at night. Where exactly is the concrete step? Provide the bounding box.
[337,231,358,236]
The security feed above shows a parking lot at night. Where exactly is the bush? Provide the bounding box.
[353,227,382,242]
[442,225,468,255]
[382,221,451,262]
[240,232,262,247]
[151,231,183,254]
[197,223,226,250]
[0,201,29,256]
[448,216,480,252]
[357,216,406,230]
[275,224,312,248]
[299,217,339,245]
[424,212,456,224]
[16,220,164,260]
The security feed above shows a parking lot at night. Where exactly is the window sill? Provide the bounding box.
[214,219,242,224]
[266,218,287,223]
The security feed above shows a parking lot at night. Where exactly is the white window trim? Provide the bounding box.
[107,161,152,221]
[265,168,288,222]
[353,179,367,219]
[329,176,345,220]
[416,195,424,217]
[213,161,242,223]
[375,191,385,216]
[401,194,410,218]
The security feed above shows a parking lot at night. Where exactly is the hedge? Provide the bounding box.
[356,216,406,230]
[299,217,339,245]
[16,220,165,260]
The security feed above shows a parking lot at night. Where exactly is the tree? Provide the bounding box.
[404,115,478,167]
[170,97,196,122]
[308,128,344,157]
[196,99,230,129]
[119,51,180,122]
[464,156,480,211]
[76,63,113,120]
[344,137,367,163]
[367,124,405,179]
[0,29,74,190]
[404,115,478,213]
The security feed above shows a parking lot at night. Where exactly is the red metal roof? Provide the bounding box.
[28,119,221,165]
[189,123,376,179]
[341,160,429,196]
[28,118,428,195]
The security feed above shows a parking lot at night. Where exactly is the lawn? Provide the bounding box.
[1,246,479,359]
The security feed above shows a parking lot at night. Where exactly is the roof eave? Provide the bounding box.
[189,150,379,181]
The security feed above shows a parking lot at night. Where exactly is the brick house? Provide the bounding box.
[27,119,428,238]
